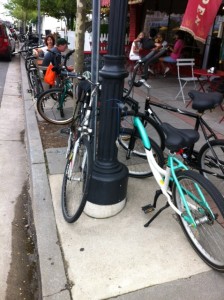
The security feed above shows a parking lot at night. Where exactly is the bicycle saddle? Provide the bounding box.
[188,90,223,112]
[161,122,200,153]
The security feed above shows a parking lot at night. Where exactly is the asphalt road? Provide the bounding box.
[0,60,9,103]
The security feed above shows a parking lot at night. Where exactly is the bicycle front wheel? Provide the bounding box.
[61,135,92,223]
[198,139,224,197]
[173,170,224,272]
[118,128,164,178]
[121,111,165,150]
[37,88,74,125]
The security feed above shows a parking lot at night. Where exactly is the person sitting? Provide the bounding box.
[154,32,168,51]
[159,30,185,76]
[42,38,73,71]
[141,32,168,78]
[141,28,157,52]
[36,34,55,58]
[129,32,145,61]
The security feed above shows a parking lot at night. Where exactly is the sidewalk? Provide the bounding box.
[21,60,224,299]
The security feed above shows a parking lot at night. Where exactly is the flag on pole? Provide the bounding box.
[180,0,222,43]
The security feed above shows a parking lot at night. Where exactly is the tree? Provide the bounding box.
[4,0,77,30]
[74,0,87,73]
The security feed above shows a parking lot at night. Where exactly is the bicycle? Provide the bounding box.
[121,96,224,272]
[14,45,45,99]
[36,50,75,125]
[121,58,224,196]
[61,73,99,223]
[19,33,40,58]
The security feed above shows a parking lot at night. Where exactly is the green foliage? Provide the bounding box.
[4,0,92,30]
[4,0,37,23]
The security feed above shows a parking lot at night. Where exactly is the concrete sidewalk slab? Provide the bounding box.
[49,172,209,300]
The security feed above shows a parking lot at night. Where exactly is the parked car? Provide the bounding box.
[0,22,16,61]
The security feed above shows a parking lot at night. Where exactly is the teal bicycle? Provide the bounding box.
[121,97,224,272]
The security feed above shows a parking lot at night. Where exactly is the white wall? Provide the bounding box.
[41,15,66,35]
[66,31,91,51]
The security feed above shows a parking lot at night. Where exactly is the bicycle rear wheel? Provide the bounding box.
[37,88,74,125]
[32,73,44,99]
[117,128,164,178]
[61,135,92,223]
[173,170,224,271]
[198,139,224,197]
[121,111,165,150]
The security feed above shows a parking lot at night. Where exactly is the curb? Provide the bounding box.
[20,58,71,300]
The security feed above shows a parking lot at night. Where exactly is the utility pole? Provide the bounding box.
[85,0,129,218]
[37,0,41,43]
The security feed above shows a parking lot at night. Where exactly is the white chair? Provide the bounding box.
[175,58,197,103]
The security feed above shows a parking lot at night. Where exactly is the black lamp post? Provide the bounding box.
[84,0,129,218]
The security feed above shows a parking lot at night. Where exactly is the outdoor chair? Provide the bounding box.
[175,58,198,103]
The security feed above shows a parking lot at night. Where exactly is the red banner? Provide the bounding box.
[180,0,222,43]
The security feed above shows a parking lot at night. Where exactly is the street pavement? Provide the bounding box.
[0,59,29,298]
[20,58,224,299]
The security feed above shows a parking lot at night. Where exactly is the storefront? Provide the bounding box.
[128,0,224,68]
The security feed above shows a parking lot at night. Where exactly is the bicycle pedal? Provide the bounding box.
[27,89,32,93]
[142,204,155,214]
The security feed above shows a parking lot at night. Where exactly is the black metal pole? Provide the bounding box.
[37,0,41,44]
[90,0,100,159]
[85,0,129,218]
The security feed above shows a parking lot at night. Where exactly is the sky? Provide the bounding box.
[0,0,13,22]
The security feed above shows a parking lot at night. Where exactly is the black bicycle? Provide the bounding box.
[121,58,224,196]
[61,73,98,223]
[14,45,44,99]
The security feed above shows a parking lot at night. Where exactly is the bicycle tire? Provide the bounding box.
[121,110,165,151]
[173,169,224,272]
[32,72,44,98]
[27,68,35,90]
[37,88,74,125]
[117,128,164,178]
[198,139,224,197]
[61,135,92,223]
[20,44,27,59]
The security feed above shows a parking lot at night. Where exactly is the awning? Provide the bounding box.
[101,0,110,6]
[128,0,144,4]
[146,0,187,14]
[101,0,145,6]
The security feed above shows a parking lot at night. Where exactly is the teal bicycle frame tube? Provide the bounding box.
[59,79,72,108]
[168,156,196,226]
[133,117,151,150]
[169,156,215,226]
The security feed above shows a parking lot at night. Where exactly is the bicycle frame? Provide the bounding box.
[143,96,224,177]
[58,78,73,109]
[133,116,215,227]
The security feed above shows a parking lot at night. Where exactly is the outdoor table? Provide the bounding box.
[193,68,224,92]
[193,68,224,123]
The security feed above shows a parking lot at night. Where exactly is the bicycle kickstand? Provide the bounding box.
[142,189,170,227]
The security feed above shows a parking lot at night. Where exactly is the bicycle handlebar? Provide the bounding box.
[13,44,45,55]
[124,48,169,98]
[47,49,75,60]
